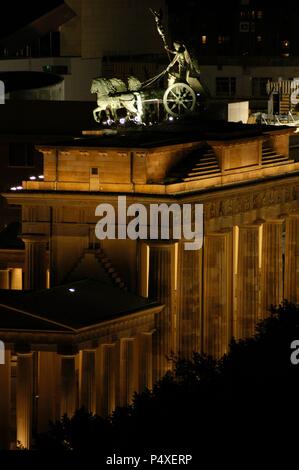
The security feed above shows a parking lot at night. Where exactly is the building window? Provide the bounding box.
[201,35,207,45]
[91,167,99,175]
[42,64,69,75]
[257,10,263,19]
[216,77,236,97]
[8,143,35,167]
[239,21,250,32]
[252,77,271,97]
[218,35,230,45]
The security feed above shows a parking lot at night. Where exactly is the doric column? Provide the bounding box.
[60,355,77,417]
[139,332,154,392]
[16,352,33,449]
[203,231,233,357]
[236,224,261,339]
[119,339,136,407]
[21,234,48,290]
[0,268,10,289]
[148,243,176,378]
[0,349,11,450]
[284,215,299,303]
[37,351,59,433]
[261,220,283,314]
[79,350,96,414]
[10,268,23,290]
[177,242,202,359]
[96,344,116,417]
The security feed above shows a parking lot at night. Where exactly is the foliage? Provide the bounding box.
[37,302,299,457]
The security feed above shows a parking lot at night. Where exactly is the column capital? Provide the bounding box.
[21,233,48,243]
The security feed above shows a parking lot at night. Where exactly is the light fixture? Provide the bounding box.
[169,116,174,121]
[38,175,44,179]
[29,176,36,180]
[10,187,17,191]
[16,186,23,190]
[119,118,126,125]
[68,288,75,293]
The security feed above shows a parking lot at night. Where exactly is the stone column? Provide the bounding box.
[60,355,77,417]
[119,339,136,407]
[16,352,33,449]
[139,332,154,392]
[21,234,48,290]
[261,220,283,314]
[0,269,10,289]
[79,350,96,414]
[10,268,22,290]
[284,215,299,303]
[96,344,116,417]
[203,231,233,357]
[236,224,260,339]
[177,243,202,359]
[0,349,11,450]
[37,352,59,433]
[148,243,175,378]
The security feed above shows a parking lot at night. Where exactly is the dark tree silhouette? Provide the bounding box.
[36,302,299,463]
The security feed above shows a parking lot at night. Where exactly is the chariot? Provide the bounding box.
[91,9,208,124]
[91,71,205,124]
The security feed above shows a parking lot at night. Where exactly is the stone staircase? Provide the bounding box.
[262,144,289,166]
[67,249,127,291]
[279,93,290,114]
[95,249,127,290]
[169,146,221,182]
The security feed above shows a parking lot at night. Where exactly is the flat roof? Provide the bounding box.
[41,119,288,150]
[0,279,159,331]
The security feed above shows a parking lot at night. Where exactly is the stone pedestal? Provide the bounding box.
[16,353,33,449]
[21,234,48,290]
[0,350,11,450]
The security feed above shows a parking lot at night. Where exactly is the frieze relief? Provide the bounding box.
[204,184,299,220]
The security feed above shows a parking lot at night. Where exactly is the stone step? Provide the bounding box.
[262,154,288,161]
[262,150,278,156]
[262,153,288,160]
[192,162,218,170]
[183,172,220,182]
[262,158,289,165]
[186,168,221,177]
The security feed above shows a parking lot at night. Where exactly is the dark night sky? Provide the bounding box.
[0,0,63,38]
